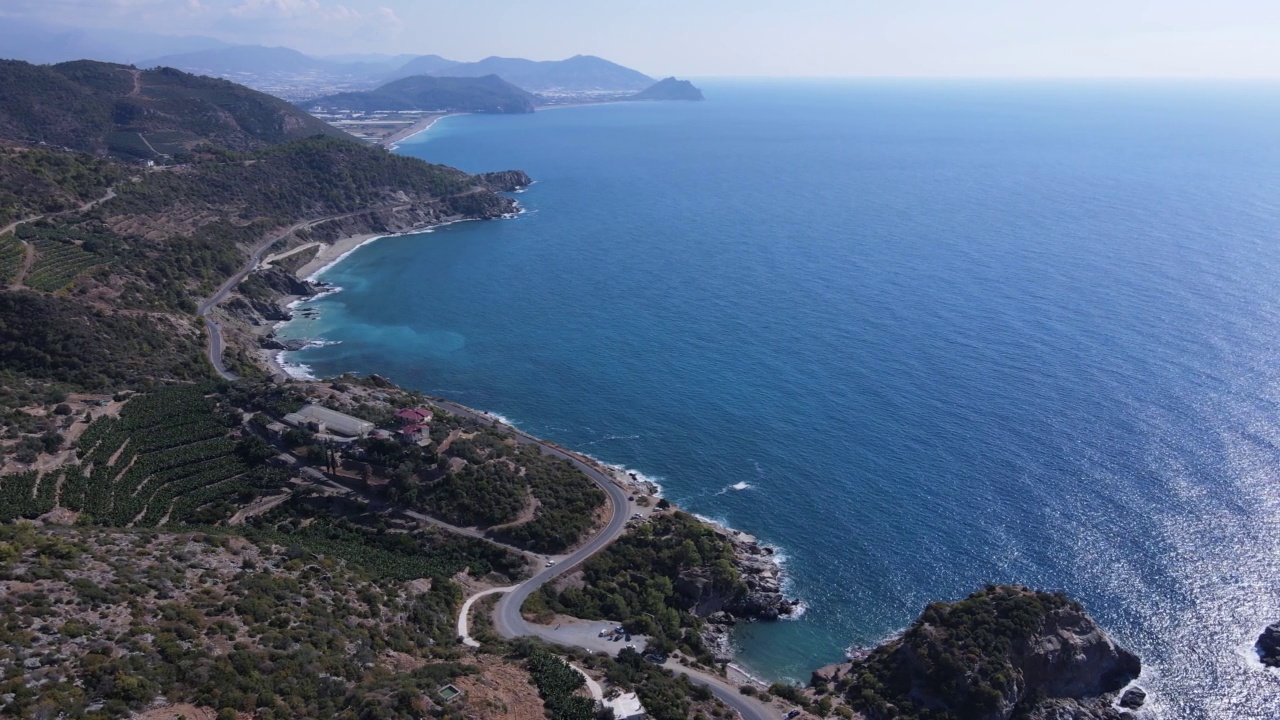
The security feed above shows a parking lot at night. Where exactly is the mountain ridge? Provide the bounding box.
[0,59,348,158]
[402,54,655,93]
[305,74,537,114]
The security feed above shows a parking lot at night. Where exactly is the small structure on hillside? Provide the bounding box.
[282,405,374,439]
[605,692,646,719]
[436,684,463,704]
[264,421,288,441]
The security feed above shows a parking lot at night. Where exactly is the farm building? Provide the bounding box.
[282,405,374,438]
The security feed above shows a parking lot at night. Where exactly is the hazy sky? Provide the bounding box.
[5,0,1280,77]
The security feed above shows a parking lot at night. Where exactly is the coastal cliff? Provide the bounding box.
[812,586,1142,720]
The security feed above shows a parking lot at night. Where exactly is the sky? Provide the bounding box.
[3,0,1280,77]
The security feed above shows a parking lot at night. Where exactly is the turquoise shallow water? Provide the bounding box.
[281,81,1280,717]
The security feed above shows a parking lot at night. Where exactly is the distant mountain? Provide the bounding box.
[0,59,348,158]
[391,54,654,93]
[141,46,334,76]
[306,75,536,114]
[322,53,420,67]
[389,54,461,78]
[0,18,231,65]
[631,77,705,101]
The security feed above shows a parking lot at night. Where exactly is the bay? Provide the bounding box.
[281,80,1280,718]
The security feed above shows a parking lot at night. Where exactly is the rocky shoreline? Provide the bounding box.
[687,516,803,664]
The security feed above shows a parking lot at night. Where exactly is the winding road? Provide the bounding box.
[196,211,387,380]
[192,221,777,718]
[197,218,323,380]
[438,399,777,720]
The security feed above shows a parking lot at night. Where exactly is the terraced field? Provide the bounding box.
[0,233,24,284]
[0,386,285,527]
[27,238,106,292]
[0,470,56,522]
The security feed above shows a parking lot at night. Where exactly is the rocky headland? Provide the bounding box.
[811,586,1143,720]
[675,517,802,663]
[631,76,705,101]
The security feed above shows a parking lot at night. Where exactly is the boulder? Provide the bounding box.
[1256,622,1280,667]
[1118,687,1146,710]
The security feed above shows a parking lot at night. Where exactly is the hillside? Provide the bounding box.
[0,59,348,158]
[412,54,654,93]
[307,74,537,114]
[0,518,518,718]
[632,77,705,101]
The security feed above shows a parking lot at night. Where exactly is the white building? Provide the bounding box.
[605,692,646,720]
[282,404,374,438]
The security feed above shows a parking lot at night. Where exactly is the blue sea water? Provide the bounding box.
[281,81,1280,717]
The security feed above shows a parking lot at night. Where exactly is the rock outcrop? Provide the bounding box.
[675,521,801,663]
[1256,622,1280,667]
[477,170,532,193]
[830,586,1141,720]
[630,77,705,101]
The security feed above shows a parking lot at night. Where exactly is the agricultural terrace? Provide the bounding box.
[0,233,23,284]
[26,237,105,292]
[59,385,284,527]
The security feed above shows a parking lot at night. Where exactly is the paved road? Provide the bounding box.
[197,216,342,380]
[458,585,518,647]
[438,399,777,720]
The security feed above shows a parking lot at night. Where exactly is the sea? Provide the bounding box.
[278,80,1280,718]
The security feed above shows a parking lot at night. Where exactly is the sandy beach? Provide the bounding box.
[381,112,463,150]
[293,232,381,280]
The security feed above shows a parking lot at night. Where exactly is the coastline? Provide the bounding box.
[294,232,383,281]
[381,112,464,151]
[270,268,801,682]
[259,108,801,680]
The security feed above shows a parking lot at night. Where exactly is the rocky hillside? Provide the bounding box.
[0,59,348,158]
[0,523,515,719]
[815,586,1142,720]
